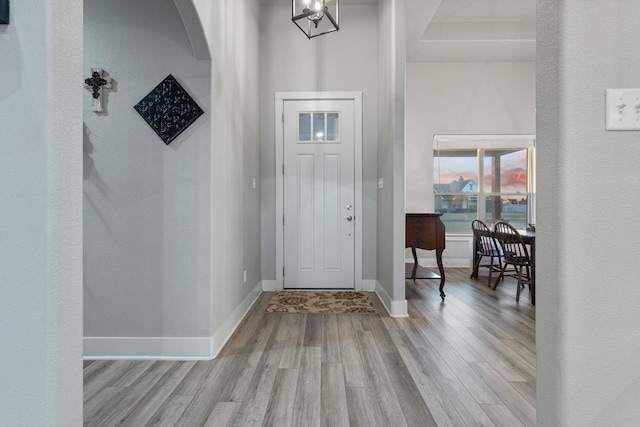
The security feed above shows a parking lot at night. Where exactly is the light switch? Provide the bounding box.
[606,89,640,130]
[378,177,384,189]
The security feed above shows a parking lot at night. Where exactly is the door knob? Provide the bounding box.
[346,215,353,221]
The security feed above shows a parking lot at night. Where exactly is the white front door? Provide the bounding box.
[283,99,355,289]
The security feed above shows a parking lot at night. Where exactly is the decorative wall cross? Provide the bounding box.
[84,68,112,113]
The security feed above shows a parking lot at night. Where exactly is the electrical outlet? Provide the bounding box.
[252,177,256,189]
[378,177,384,189]
[243,270,247,284]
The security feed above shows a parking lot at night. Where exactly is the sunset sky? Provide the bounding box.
[434,149,528,193]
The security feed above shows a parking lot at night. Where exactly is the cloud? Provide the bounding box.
[435,168,527,192]
[482,167,527,191]
[503,168,527,187]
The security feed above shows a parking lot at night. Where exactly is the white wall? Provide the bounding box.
[376,0,407,316]
[537,0,640,424]
[0,0,83,424]
[83,0,212,358]
[192,0,263,355]
[259,5,379,281]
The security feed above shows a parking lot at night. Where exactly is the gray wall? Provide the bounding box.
[537,0,640,423]
[192,0,263,348]
[377,0,406,311]
[83,0,212,339]
[405,62,536,212]
[259,5,379,281]
[0,0,83,424]
[404,61,536,268]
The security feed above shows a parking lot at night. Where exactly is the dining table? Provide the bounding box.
[472,227,536,305]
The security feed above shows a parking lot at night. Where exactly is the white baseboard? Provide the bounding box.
[83,336,212,360]
[84,282,263,361]
[391,299,409,317]
[211,281,263,358]
[375,281,408,318]
[262,279,276,291]
[361,279,376,292]
[375,281,392,313]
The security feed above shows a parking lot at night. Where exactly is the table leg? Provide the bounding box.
[436,247,446,300]
[411,247,418,281]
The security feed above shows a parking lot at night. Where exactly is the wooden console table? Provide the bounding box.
[405,213,446,300]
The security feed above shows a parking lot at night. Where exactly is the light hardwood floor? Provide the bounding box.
[83,268,536,426]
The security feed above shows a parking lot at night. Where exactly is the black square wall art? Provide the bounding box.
[1,0,9,24]
[134,74,204,145]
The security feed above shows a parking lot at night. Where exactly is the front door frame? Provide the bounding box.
[275,91,363,291]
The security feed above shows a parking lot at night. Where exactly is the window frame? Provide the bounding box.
[433,134,536,233]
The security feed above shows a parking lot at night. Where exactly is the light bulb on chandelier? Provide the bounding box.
[292,0,339,39]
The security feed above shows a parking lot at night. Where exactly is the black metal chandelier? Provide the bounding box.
[292,0,339,39]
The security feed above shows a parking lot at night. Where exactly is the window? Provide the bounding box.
[433,135,535,234]
[298,112,340,143]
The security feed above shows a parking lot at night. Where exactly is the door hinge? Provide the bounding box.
[283,215,285,226]
[282,164,284,175]
[283,267,285,277]
[282,112,285,123]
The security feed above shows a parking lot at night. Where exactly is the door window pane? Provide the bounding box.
[313,113,325,141]
[327,113,339,141]
[298,113,311,141]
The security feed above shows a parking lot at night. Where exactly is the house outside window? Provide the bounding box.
[433,135,535,234]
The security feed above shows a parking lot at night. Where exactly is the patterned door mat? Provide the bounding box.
[265,291,377,314]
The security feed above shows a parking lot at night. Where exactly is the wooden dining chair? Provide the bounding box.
[493,221,532,303]
[471,219,504,287]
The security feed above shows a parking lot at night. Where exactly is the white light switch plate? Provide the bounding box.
[606,89,640,130]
